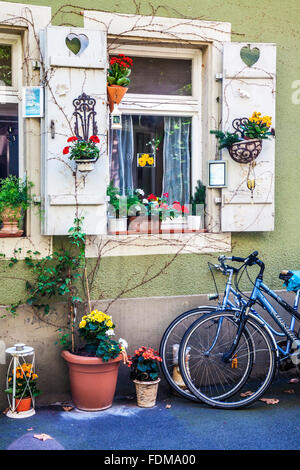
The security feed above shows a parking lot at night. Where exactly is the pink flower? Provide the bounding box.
[181,205,189,214]
[163,192,169,198]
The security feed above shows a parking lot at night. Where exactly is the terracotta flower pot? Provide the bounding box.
[61,350,122,411]
[133,378,160,408]
[0,206,23,237]
[128,215,161,233]
[107,85,128,112]
[15,396,32,412]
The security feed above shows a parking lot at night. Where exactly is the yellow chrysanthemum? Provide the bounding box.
[79,319,86,328]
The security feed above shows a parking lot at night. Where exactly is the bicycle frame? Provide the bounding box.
[215,267,300,359]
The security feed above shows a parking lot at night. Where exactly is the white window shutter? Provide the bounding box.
[221,43,276,232]
[40,26,108,235]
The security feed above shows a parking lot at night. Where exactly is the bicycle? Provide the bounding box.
[178,251,300,408]
[159,256,262,401]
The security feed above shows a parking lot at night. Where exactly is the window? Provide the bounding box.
[0,35,22,180]
[108,45,202,232]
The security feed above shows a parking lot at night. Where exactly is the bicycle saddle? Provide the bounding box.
[279,270,293,282]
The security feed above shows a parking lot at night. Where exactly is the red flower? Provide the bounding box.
[63,146,70,154]
[89,135,100,143]
[181,205,189,214]
[148,194,157,201]
[172,202,181,211]
[67,136,78,142]
[163,192,169,198]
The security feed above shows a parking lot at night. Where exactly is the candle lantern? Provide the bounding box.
[5,343,36,419]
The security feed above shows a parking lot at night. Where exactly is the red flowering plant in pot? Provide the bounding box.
[63,135,101,172]
[128,347,163,408]
[107,54,133,111]
[61,309,128,411]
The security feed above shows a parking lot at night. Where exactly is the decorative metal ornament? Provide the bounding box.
[5,344,36,419]
[72,92,98,141]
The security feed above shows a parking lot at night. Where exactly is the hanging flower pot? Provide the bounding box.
[107,54,132,112]
[75,158,98,172]
[228,138,262,164]
[63,135,100,172]
[107,85,128,113]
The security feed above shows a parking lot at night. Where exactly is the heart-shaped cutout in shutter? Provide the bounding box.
[240,45,260,67]
[65,34,89,56]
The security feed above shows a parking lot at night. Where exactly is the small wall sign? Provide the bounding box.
[208,160,227,187]
[22,86,44,118]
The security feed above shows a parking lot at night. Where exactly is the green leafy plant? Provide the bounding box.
[107,54,132,87]
[107,181,127,218]
[190,180,206,215]
[0,176,35,219]
[210,130,241,150]
[128,346,162,382]
[3,218,86,352]
[63,135,100,161]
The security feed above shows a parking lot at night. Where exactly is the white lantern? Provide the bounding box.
[5,343,36,419]
[111,104,122,130]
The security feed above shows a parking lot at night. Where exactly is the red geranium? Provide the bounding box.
[67,136,78,142]
[63,146,70,154]
[89,135,100,143]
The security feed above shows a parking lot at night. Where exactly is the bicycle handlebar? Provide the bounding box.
[218,251,265,278]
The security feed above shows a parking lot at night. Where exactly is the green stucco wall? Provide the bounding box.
[0,0,299,304]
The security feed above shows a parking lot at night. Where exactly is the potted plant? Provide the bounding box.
[61,309,127,411]
[128,346,162,408]
[211,112,274,164]
[107,181,128,233]
[5,362,40,412]
[188,180,206,230]
[107,54,133,112]
[63,135,100,172]
[0,176,35,237]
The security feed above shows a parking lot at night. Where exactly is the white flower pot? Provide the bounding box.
[187,215,201,230]
[108,217,127,233]
[161,216,188,230]
[76,159,97,172]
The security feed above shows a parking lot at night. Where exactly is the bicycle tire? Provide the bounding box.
[159,306,217,401]
[179,310,277,409]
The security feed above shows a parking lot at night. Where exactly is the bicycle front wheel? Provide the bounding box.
[179,310,277,409]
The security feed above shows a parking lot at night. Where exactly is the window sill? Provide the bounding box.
[108,229,208,235]
[85,231,231,258]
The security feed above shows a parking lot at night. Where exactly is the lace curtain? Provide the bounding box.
[162,116,191,204]
[109,114,134,195]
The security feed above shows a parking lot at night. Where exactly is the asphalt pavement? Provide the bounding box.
[0,375,300,452]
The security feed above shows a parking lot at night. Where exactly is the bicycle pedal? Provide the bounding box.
[291,350,300,365]
[292,340,300,350]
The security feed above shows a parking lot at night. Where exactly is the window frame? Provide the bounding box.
[110,44,202,205]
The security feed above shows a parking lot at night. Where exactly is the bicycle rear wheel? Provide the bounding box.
[159,306,217,401]
[179,310,277,409]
